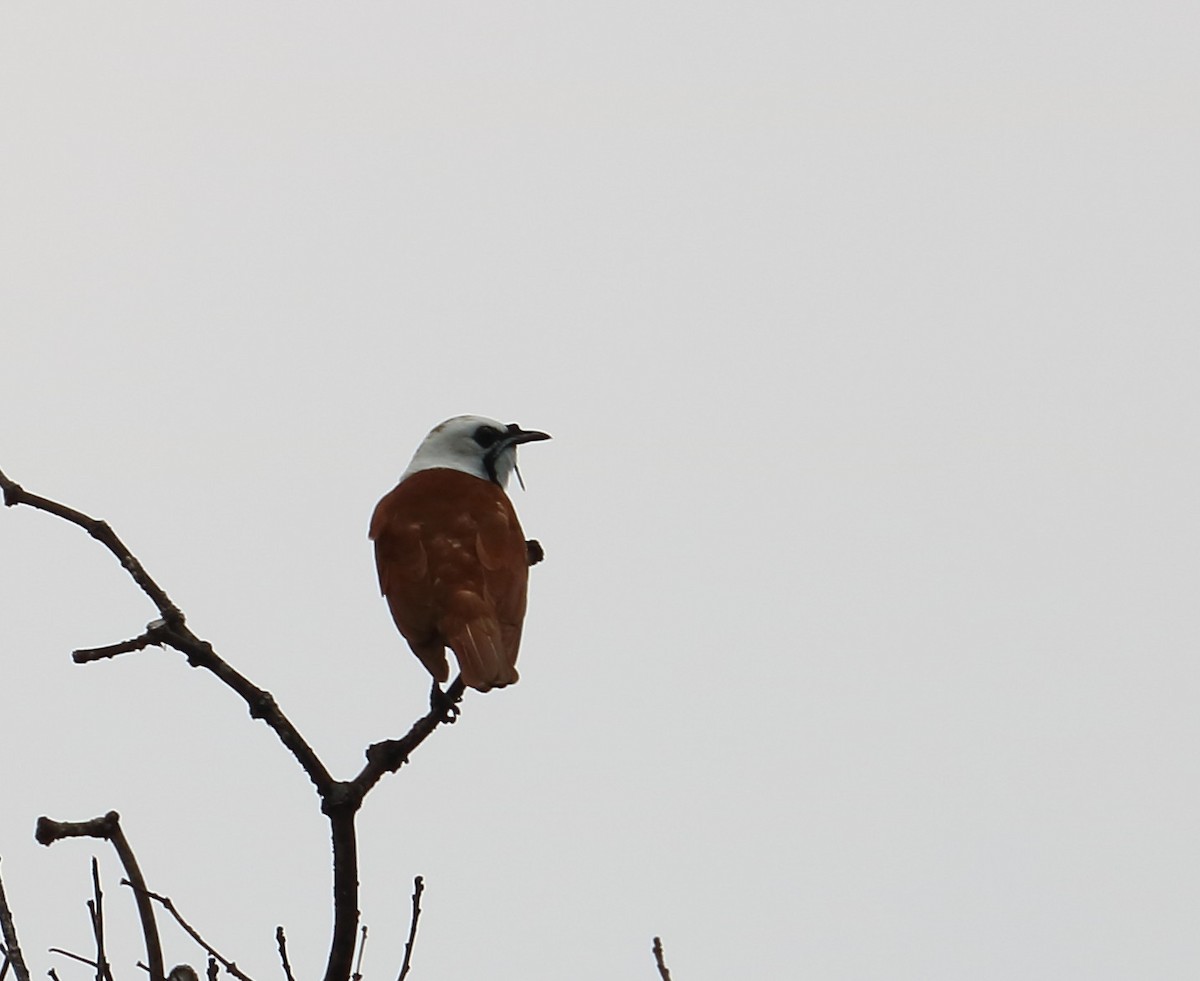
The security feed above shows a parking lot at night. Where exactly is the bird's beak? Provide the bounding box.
[503,424,552,447]
[502,425,549,492]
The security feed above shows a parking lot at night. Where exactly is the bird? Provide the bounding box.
[370,415,550,693]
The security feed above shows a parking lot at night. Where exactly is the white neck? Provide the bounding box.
[401,444,515,488]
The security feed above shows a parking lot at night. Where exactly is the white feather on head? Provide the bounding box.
[401,415,550,488]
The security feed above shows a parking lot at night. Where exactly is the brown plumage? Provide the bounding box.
[370,416,549,692]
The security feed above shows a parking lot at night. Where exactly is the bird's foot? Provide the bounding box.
[526,539,544,566]
[430,681,461,724]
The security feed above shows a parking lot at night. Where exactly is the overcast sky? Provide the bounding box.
[2,3,1199,979]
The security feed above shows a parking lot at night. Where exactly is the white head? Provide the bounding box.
[401,415,551,488]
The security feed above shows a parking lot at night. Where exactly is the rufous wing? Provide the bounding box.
[370,487,449,682]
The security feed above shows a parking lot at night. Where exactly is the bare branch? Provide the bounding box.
[395,878,424,981]
[206,959,218,981]
[137,621,335,798]
[48,969,62,981]
[652,937,673,981]
[36,813,164,981]
[121,883,254,981]
[321,681,461,981]
[323,806,359,981]
[0,469,335,797]
[0,859,31,981]
[273,929,295,981]
[354,680,466,797]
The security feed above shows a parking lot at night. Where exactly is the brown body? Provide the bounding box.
[370,467,529,692]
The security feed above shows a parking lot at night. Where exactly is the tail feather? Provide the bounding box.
[446,616,519,692]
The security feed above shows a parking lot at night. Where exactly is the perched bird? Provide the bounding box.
[370,415,550,693]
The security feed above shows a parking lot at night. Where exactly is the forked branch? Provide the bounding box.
[1,467,474,981]
[0,467,333,797]
[36,813,164,981]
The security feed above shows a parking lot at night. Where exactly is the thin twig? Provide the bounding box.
[121,882,254,981]
[90,858,114,981]
[350,927,367,981]
[86,906,102,980]
[206,959,218,981]
[652,937,673,981]
[0,471,181,621]
[36,813,164,981]
[274,929,295,981]
[0,859,31,981]
[48,970,62,981]
[48,950,97,969]
[74,632,163,661]
[395,877,424,981]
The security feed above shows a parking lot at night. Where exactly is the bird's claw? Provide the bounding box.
[430,681,461,723]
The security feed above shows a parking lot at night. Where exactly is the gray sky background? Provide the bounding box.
[2,3,1198,979]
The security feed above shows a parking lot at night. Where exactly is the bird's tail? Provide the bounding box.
[447,616,520,692]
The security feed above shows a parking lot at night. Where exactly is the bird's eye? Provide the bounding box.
[473,425,502,448]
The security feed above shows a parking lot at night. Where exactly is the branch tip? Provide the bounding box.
[274,928,295,981]
[396,876,425,981]
[652,937,673,981]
